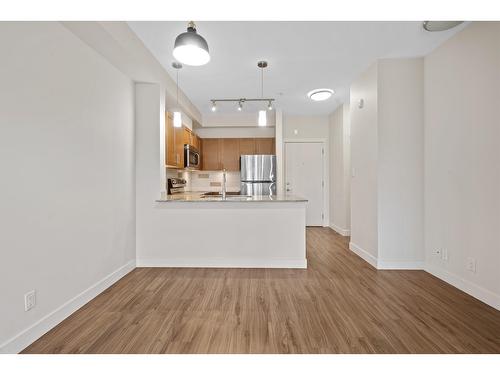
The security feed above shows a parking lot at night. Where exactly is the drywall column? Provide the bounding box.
[329,104,351,236]
[424,22,500,310]
[135,82,164,263]
[349,58,424,269]
[349,63,379,266]
[377,58,424,268]
[275,110,284,194]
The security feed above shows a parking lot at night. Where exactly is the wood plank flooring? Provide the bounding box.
[22,228,500,353]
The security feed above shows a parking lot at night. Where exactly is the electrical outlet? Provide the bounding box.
[24,290,36,311]
[442,249,448,261]
[466,257,476,273]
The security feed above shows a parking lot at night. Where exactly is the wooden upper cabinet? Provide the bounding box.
[174,126,184,168]
[192,135,200,151]
[165,112,176,168]
[239,138,256,156]
[220,139,240,171]
[255,138,275,155]
[183,127,191,147]
[199,137,275,171]
[201,138,221,171]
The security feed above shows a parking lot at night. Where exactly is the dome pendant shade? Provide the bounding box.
[173,22,210,66]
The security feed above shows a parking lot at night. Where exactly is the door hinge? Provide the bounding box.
[322,213,324,220]
[322,180,324,188]
[322,148,325,155]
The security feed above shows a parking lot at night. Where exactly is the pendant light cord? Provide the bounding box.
[261,67,264,98]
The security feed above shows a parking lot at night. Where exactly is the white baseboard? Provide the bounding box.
[136,258,307,269]
[349,242,377,268]
[329,223,351,236]
[0,259,136,354]
[425,264,500,311]
[377,261,425,270]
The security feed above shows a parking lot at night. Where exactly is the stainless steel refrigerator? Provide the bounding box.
[240,155,276,196]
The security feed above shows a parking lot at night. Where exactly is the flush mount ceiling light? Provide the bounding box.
[172,62,183,128]
[308,88,334,101]
[173,21,210,66]
[422,21,463,32]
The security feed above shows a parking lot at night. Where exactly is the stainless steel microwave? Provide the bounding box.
[184,144,200,170]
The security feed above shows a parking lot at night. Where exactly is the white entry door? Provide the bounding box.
[285,142,324,226]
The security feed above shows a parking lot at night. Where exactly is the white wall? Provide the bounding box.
[377,59,424,267]
[424,22,500,309]
[195,127,275,138]
[283,115,329,140]
[0,22,136,351]
[203,112,276,128]
[329,104,351,235]
[349,63,379,264]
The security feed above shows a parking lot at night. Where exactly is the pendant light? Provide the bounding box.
[258,61,268,127]
[173,21,210,66]
[172,62,182,128]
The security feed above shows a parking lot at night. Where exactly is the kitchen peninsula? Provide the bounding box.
[136,192,308,269]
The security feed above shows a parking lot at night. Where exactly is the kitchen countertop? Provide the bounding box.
[156,191,307,203]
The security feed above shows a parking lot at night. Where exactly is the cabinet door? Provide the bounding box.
[193,135,200,150]
[165,112,176,167]
[220,138,240,171]
[183,127,191,147]
[201,138,221,171]
[255,138,275,155]
[175,126,184,168]
[239,138,256,156]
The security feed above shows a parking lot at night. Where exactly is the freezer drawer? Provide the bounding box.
[240,182,276,196]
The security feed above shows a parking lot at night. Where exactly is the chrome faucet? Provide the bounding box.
[221,169,227,200]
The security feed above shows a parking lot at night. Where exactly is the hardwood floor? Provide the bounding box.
[23,228,500,354]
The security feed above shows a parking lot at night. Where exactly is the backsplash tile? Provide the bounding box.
[166,169,241,192]
[189,170,241,192]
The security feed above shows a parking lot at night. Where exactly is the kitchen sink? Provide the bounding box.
[202,191,242,196]
[200,192,252,199]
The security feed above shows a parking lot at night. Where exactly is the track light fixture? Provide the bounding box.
[209,61,274,127]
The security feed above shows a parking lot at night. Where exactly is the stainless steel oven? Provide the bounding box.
[184,144,200,170]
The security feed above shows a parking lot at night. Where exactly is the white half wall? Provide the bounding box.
[329,104,351,236]
[424,22,500,309]
[0,22,136,352]
[137,202,307,268]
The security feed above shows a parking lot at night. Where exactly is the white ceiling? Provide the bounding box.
[128,21,466,117]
